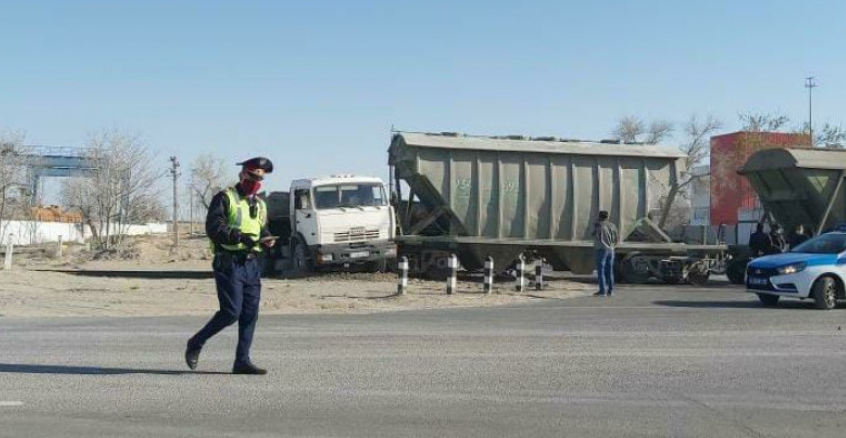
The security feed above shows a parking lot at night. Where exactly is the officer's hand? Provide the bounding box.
[239,233,258,249]
[262,238,275,248]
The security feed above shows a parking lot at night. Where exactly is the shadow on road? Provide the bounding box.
[38,270,214,280]
[0,363,227,375]
[652,299,820,310]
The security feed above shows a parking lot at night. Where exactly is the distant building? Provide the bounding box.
[688,165,710,226]
[710,131,811,227]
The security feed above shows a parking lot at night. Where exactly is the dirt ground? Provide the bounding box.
[0,235,593,318]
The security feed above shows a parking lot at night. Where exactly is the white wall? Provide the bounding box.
[1,220,168,246]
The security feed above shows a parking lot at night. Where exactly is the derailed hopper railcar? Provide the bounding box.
[389,132,726,284]
[739,148,846,235]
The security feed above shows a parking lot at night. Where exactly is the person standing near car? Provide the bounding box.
[768,223,788,254]
[592,210,619,297]
[185,157,275,375]
[788,224,810,249]
[748,222,772,257]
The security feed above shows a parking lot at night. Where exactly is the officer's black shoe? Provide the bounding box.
[232,361,267,375]
[185,344,201,370]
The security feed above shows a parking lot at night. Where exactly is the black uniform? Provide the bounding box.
[186,155,275,375]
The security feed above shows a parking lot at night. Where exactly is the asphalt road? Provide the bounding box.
[2,281,846,438]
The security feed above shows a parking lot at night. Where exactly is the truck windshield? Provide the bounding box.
[790,233,846,254]
[313,184,386,209]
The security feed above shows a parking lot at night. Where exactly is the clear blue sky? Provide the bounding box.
[1,0,845,195]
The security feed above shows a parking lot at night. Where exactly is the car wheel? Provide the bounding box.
[757,293,779,307]
[812,276,838,310]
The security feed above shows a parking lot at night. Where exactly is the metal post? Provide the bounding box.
[446,254,458,295]
[483,256,494,294]
[535,262,544,291]
[57,235,63,259]
[397,256,409,295]
[169,156,180,248]
[817,171,845,235]
[3,237,13,271]
[806,76,817,145]
[515,255,525,292]
[189,189,194,236]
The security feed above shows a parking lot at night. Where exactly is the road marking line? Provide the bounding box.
[0,401,24,407]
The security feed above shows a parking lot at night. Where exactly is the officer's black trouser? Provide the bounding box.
[188,252,261,365]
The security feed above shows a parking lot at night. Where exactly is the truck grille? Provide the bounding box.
[334,228,380,243]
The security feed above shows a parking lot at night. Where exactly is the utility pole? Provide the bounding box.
[189,187,194,236]
[805,76,817,146]
[169,156,180,248]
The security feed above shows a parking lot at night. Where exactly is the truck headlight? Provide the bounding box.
[777,262,806,275]
[319,254,334,263]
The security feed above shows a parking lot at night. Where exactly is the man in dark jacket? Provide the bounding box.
[748,223,772,257]
[788,224,810,249]
[592,210,619,297]
[768,224,787,254]
[186,157,275,375]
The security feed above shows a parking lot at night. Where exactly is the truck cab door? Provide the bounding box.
[293,189,317,246]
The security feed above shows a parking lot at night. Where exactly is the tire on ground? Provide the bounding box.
[812,276,838,310]
[292,243,312,275]
[726,259,747,285]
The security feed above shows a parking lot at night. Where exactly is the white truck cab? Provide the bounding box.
[265,175,396,274]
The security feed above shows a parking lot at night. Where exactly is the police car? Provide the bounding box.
[746,230,846,310]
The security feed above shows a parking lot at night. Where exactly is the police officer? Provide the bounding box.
[186,157,274,375]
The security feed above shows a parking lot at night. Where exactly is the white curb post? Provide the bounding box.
[57,235,63,259]
[483,256,494,294]
[535,261,544,291]
[3,236,12,272]
[446,254,458,295]
[515,254,525,292]
[397,256,409,295]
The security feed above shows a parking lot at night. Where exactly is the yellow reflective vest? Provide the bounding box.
[213,187,267,253]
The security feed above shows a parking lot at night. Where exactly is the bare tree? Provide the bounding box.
[680,114,723,170]
[648,115,722,229]
[0,129,31,240]
[611,116,645,143]
[189,154,228,210]
[644,119,674,145]
[61,129,165,249]
[611,116,673,144]
[797,122,846,148]
[738,111,790,132]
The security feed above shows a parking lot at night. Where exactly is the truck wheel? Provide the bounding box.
[261,255,277,277]
[812,276,838,310]
[366,259,388,273]
[726,259,747,285]
[757,293,779,307]
[292,244,311,275]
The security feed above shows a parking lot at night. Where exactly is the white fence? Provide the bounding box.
[0,220,168,246]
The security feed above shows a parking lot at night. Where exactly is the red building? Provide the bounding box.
[710,131,811,226]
